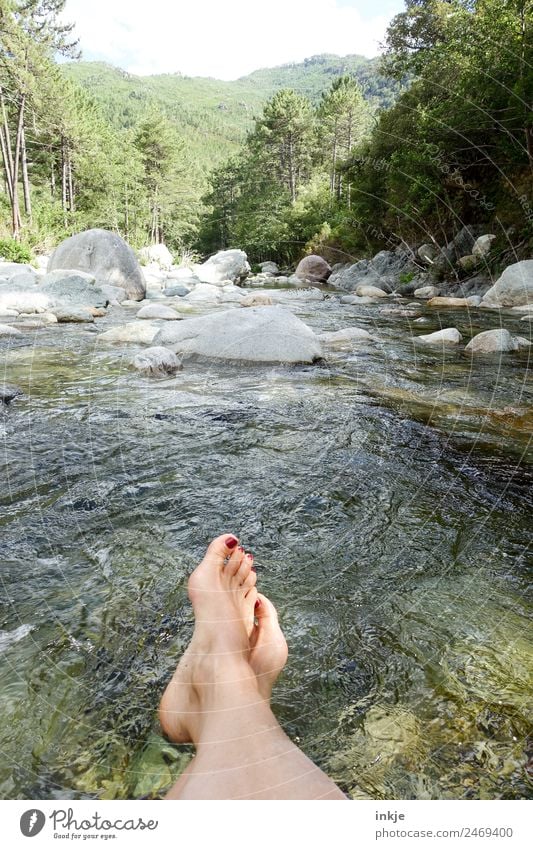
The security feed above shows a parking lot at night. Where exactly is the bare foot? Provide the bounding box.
[159,534,288,745]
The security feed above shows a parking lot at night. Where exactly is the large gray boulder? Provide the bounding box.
[48,229,146,300]
[139,243,174,270]
[481,260,533,307]
[193,249,250,285]
[0,262,34,280]
[294,255,331,283]
[154,306,322,364]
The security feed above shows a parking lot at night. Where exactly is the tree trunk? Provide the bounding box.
[67,152,74,213]
[50,157,56,197]
[11,94,25,240]
[0,123,13,203]
[61,136,68,226]
[20,121,32,222]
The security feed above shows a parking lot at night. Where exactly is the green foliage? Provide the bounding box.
[0,237,32,263]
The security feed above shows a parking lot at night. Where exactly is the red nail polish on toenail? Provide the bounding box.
[226,536,238,549]
[238,546,245,552]
[255,599,262,610]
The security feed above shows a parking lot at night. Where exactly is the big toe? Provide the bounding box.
[251,594,288,667]
[203,533,240,565]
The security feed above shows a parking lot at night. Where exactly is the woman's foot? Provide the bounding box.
[159,534,288,745]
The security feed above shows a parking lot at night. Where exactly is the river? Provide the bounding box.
[1,291,532,799]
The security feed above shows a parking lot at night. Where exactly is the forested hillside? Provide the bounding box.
[61,54,400,174]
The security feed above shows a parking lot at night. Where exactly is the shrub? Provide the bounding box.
[0,238,33,264]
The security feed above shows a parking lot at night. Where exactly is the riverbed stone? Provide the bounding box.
[17,312,58,328]
[0,383,23,404]
[259,261,279,275]
[415,328,463,346]
[136,303,181,320]
[185,283,222,303]
[40,273,107,310]
[427,296,470,307]
[0,289,49,313]
[465,328,524,354]
[417,244,437,264]
[99,321,160,345]
[164,285,191,298]
[481,260,533,308]
[52,307,95,323]
[48,229,146,300]
[0,323,22,337]
[355,284,389,299]
[240,293,273,307]
[294,254,331,283]
[131,346,182,376]
[193,249,250,285]
[414,285,440,299]
[0,262,35,279]
[154,305,322,364]
[319,327,376,348]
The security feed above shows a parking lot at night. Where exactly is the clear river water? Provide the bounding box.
[1,291,532,799]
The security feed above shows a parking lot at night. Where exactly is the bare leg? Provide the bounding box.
[159,534,346,800]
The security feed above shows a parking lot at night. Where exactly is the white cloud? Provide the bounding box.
[62,0,402,79]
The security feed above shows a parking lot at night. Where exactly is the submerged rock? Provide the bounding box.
[48,229,146,301]
[0,383,23,404]
[131,346,182,376]
[319,327,376,348]
[154,305,323,364]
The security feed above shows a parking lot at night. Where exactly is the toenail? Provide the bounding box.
[254,599,262,610]
[251,566,256,572]
[238,546,245,553]
[226,536,238,549]
[247,553,254,561]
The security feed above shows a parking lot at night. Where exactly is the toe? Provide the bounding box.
[225,545,245,577]
[203,533,240,565]
[242,569,257,593]
[235,552,253,585]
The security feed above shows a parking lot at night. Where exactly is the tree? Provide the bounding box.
[318,75,368,200]
[251,89,315,203]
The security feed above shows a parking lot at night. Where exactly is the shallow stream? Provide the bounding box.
[1,293,532,799]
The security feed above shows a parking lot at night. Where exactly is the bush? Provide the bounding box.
[0,238,33,264]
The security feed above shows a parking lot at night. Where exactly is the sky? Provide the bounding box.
[61,0,406,80]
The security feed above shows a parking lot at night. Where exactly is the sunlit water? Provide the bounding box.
[1,292,532,799]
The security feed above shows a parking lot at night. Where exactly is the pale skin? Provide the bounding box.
[159,533,347,800]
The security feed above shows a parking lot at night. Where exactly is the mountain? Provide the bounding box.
[61,54,400,180]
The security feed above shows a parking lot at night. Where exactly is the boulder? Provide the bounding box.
[17,312,58,328]
[427,296,470,307]
[294,254,331,283]
[139,244,174,270]
[0,289,49,314]
[481,260,533,308]
[40,272,107,309]
[355,284,388,299]
[457,254,479,273]
[319,327,376,347]
[472,234,496,258]
[465,295,482,307]
[0,262,34,279]
[48,229,146,300]
[136,303,181,320]
[100,284,128,305]
[465,328,525,355]
[9,271,38,287]
[99,321,160,345]
[240,293,273,307]
[52,307,95,323]
[0,323,22,337]
[418,244,437,264]
[167,266,198,280]
[131,346,182,376]
[164,285,191,298]
[259,261,279,275]
[185,283,222,303]
[414,285,440,299]
[193,249,250,285]
[154,306,322,364]
[340,294,375,305]
[414,328,463,346]
[0,383,23,404]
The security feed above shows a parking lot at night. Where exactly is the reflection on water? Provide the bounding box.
[0,296,531,799]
